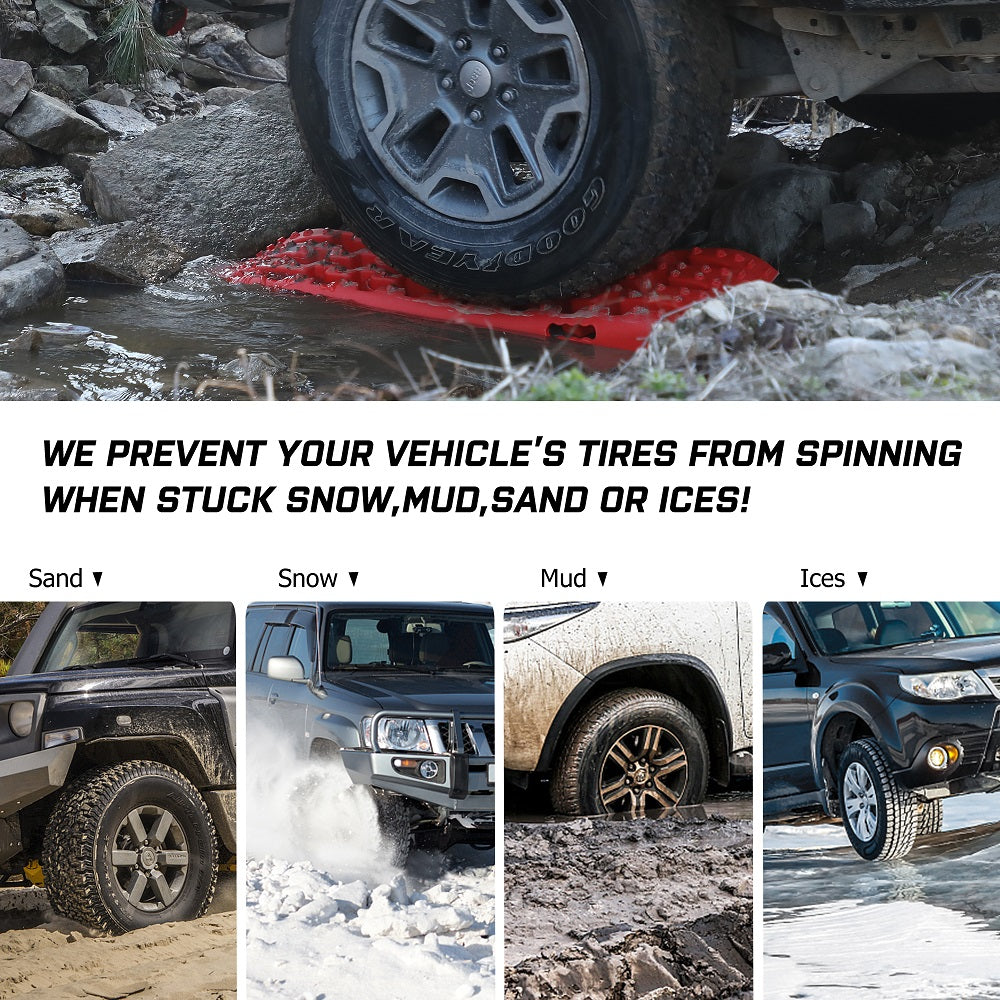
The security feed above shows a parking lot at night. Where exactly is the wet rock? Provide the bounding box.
[10,205,89,237]
[708,166,835,265]
[35,0,97,54]
[0,220,65,321]
[6,322,96,351]
[805,334,995,391]
[60,151,96,179]
[822,200,876,250]
[0,19,55,66]
[0,132,39,168]
[939,172,1000,231]
[844,161,904,205]
[842,257,922,292]
[90,85,134,108]
[0,59,34,119]
[0,369,75,401]
[84,85,339,261]
[717,132,790,187]
[36,64,90,102]
[48,222,186,284]
[77,100,156,140]
[217,352,282,381]
[885,223,915,247]
[5,91,108,155]
[181,22,285,90]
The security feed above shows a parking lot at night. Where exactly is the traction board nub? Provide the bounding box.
[225,229,778,352]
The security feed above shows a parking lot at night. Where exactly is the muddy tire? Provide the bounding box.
[43,762,218,933]
[288,0,734,305]
[838,739,916,861]
[832,94,1000,139]
[551,688,709,815]
[915,798,944,837]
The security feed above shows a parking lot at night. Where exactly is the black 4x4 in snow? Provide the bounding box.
[764,601,1000,861]
[246,602,495,852]
[168,0,1000,303]
[0,602,237,931]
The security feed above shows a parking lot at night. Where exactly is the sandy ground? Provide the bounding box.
[0,875,236,1000]
[504,812,752,1000]
[764,793,1000,998]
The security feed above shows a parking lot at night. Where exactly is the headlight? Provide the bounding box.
[8,702,33,738]
[899,672,990,700]
[376,717,431,752]
[361,717,373,748]
[504,602,598,643]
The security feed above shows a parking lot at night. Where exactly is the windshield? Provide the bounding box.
[799,601,1000,655]
[324,612,494,672]
[38,602,236,672]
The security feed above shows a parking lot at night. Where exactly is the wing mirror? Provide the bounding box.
[267,655,306,682]
[762,642,793,672]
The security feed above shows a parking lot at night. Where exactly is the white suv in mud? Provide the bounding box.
[504,602,752,814]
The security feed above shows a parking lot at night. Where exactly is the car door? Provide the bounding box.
[762,604,821,802]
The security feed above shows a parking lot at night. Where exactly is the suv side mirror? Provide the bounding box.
[267,655,306,682]
[762,642,793,672]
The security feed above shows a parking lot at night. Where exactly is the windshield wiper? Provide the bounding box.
[62,651,204,672]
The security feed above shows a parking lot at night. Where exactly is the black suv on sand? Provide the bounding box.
[764,601,1000,861]
[0,602,237,932]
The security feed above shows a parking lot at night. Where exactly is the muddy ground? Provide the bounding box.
[504,815,752,1000]
[0,874,235,1000]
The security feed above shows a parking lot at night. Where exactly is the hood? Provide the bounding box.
[328,670,495,713]
[831,635,1000,674]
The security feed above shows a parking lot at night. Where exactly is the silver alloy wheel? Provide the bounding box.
[111,805,189,912]
[843,761,879,842]
[599,724,689,816]
[351,0,591,222]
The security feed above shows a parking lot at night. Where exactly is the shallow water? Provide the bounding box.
[0,260,627,401]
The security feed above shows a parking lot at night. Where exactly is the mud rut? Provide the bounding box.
[504,815,752,1000]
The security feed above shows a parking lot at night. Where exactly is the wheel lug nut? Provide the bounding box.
[469,107,484,123]
[491,43,508,60]
[455,34,471,51]
[441,74,455,90]
[500,87,518,104]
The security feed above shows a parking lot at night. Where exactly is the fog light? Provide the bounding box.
[419,760,440,780]
[927,744,960,770]
[8,702,33,738]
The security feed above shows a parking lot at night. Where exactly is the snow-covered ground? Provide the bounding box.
[764,794,1000,999]
[245,719,495,1000]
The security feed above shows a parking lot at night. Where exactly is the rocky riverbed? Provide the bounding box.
[4,1,1000,399]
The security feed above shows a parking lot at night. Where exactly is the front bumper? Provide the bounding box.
[889,699,1000,791]
[341,747,495,812]
[0,744,75,818]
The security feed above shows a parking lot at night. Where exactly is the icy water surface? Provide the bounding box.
[0,261,626,400]
[764,795,1000,999]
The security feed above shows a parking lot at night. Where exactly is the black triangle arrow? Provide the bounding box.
[858,571,868,586]
[597,571,608,586]
[93,571,103,586]
[349,571,359,586]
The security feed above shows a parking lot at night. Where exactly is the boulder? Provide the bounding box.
[708,166,835,265]
[716,132,790,188]
[35,0,98,54]
[83,86,339,262]
[48,222,186,284]
[939,172,1000,232]
[204,86,254,106]
[10,205,89,237]
[180,22,285,90]
[821,200,876,251]
[0,59,34,119]
[0,220,65,321]
[36,64,90,102]
[0,131,39,168]
[5,91,108,155]
[77,99,156,140]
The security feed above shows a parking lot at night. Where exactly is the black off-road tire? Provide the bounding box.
[551,687,709,816]
[43,762,218,933]
[915,798,944,837]
[838,738,916,862]
[288,0,734,304]
[832,94,1000,139]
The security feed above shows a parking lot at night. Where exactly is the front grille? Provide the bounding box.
[960,732,990,768]
[434,719,493,756]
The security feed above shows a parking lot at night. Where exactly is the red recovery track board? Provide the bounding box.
[225,230,778,352]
